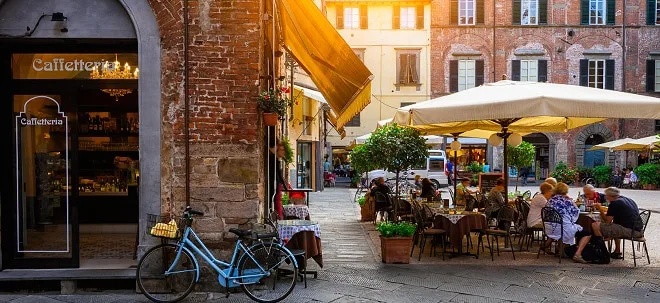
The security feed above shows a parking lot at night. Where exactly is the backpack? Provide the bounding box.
[563,237,610,264]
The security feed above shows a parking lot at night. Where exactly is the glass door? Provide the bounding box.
[296,142,312,188]
[10,95,78,268]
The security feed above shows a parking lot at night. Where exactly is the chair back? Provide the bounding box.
[520,201,531,221]
[465,194,477,210]
[638,209,651,234]
[532,192,540,199]
[374,191,391,209]
[496,205,515,232]
[421,203,435,224]
[475,192,488,209]
[447,187,454,202]
[541,206,563,238]
[522,190,532,201]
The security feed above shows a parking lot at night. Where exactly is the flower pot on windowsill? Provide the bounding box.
[380,236,412,264]
[262,112,279,126]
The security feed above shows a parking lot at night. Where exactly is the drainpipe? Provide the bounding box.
[184,0,191,207]
[619,0,627,165]
[492,0,496,82]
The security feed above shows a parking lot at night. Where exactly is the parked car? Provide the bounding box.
[367,150,448,189]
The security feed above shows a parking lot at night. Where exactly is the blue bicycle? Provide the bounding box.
[137,206,298,303]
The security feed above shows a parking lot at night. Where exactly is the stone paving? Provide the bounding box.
[1,186,660,302]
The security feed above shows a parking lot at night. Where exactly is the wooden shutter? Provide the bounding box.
[537,60,548,82]
[399,54,407,83]
[580,0,589,25]
[606,0,616,25]
[605,59,615,90]
[451,0,459,25]
[360,5,368,29]
[647,60,657,92]
[539,0,548,24]
[393,5,400,29]
[512,60,521,80]
[512,0,521,25]
[476,0,485,24]
[450,60,459,92]
[475,60,485,86]
[336,5,344,29]
[411,53,419,83]
[648,0,657,25]
[416,5,425,29]
[579,59,589,86]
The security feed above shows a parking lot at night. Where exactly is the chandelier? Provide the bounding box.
[90,55,139,101]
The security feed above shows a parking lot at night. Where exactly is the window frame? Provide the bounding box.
[458,0,477,25]
[589,0,607,25]
[520,60,539,81]
[588,59,606,89]
[344,113,360,127]
[521,0,539,25]
[458,59,476,91]
[343,7,360,29]
[400,102,415,107]
[399,6,417,29]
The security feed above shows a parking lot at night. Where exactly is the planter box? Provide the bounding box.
[380,236,412,264]
[643,184,657,190]
[360,197,375,222]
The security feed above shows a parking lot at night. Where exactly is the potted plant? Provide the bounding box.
[551,161,577,185]
[634,163,660,190]
[357,195,374,222]
[466,161,483,186]
[593,165,612,188]
[258,86,291,126]
[377,221,416,264]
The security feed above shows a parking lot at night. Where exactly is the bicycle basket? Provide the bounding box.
[146,214,186,240]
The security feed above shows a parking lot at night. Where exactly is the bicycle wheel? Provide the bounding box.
[137,243,197,303]
[239,243,297,303]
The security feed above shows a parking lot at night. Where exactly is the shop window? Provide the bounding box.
[345,113,360,127]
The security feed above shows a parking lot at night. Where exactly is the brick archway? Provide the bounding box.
[575,124,615,167]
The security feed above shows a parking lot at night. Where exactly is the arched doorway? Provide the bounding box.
[584,134,606,167]
[0,0,161,269]
[523,133,553,180]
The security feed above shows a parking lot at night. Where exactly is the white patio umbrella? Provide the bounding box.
[588,138,635,151]
[392,80,660,198]
[613,135,660,151]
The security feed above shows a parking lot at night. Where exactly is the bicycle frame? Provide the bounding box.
[167,226,298,288]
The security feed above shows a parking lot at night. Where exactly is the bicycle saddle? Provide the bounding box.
[229,228,277,239]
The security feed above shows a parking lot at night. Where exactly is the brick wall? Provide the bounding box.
[431,0,660,168]
[148,0,264,265]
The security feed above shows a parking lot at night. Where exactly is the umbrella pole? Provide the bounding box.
[453,150,457,204]
[502,131,509,200]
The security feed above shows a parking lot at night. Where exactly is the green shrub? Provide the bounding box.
[551,161,577,185]
[376,221,417,238]
[634,163,660,185]
[593,165,612,186]
[356,195,366,206]
[281,138,294,165]
[576,166,594,180]
[466,161,483,185]
[281,193,289,205]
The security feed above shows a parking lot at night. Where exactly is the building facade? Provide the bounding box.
[323,0,433,148]
[431,0,660,176]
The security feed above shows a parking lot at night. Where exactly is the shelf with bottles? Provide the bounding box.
[78,111,139,136]
[79,175,130,194]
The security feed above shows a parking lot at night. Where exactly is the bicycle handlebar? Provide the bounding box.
[185,206,204,216]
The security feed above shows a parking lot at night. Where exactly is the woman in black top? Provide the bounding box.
[419,178,436,200]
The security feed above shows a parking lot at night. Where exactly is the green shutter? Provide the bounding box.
[450,60,459,92]
[579,59,589,86]
[606,0,616,25]
[475,60,485,86]
[647,0,657,25]
[580,0,590,25]
[647,60,656,92]
[512,60,521,80]
[605,60,615,90]
[538,60,548,82]
[539,0,548,24]
[513,0,521,25]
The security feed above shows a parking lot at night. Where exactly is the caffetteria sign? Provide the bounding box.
[19,117,64,126]
[12,53,138,79]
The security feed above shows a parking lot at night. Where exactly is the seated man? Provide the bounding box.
[456,177,477,206]
[583,184,606,207]
[572,187,643,263]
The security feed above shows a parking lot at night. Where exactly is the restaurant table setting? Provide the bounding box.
[428,204,487,256]
[577,211,602,233]
[283,204,310,220]
[277,220,323,267]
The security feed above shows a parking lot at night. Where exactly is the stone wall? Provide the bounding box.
[147,0,263,250]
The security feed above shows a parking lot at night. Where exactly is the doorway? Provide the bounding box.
[584,134,606,167]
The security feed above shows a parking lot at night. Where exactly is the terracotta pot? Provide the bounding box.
[380,236,412,264]
[360,203,374,222]
[262,112,279,126]
[643,184,657,190]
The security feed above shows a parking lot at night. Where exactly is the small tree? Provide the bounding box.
[364,124,429,217]
[349,144,377,185]
[507,141,535,191]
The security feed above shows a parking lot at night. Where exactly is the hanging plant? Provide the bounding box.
[257,86,291,117]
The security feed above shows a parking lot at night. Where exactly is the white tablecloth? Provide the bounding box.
[283,205,310,220]
[277,220,321,241]
[435,212,487,224]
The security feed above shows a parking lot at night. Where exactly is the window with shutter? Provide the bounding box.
[360,5,368,29]
[520,60,539,81]
[396,50,421,86]
[512,60,521,80]
[589,0,607,25]
[344,7,360,29]
[521,0,539,25]
[650,59,660,92]
[656,0,660,24]
[476,0,485,24]
[648,0,660,25]
[587,59,606,89]
[416,5,425,29]
[656,60,660,92]
[459,0,476,25]
[458,60,476,91]
[606,0,615,25]
[475,60,484,86]
[400,7,417,29]
[336,5,344,29]
[605,59,614,90]
[655,120,660,132]
[393,5,401,29]
[579,59,589,86]
[580,0,590,25]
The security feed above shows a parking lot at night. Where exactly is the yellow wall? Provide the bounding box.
[324,2,432,147]
[287,88,322,190]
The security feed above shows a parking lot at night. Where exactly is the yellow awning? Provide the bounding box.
[276,0,373,129]
[327,111,347,139]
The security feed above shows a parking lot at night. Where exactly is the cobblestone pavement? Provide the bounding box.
[1,186,660,303]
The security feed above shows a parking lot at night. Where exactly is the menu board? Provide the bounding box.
[479,173,504,193]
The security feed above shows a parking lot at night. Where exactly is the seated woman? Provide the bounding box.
[456,177,477,206]
[485,178,514,229]
[371,177,391,221]
[419,178,436,200]
[527,182,554,229]
[544,182,589,253]
[414,175,423,189]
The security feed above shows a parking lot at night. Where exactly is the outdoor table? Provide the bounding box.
[433,211,487,257]
[283,204,310,220]
[278,220,323,267]
[577,212,601,234]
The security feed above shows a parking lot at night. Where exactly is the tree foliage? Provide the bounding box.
[507,141,536,190]
[349,144,377,176]
[364,123,429,175]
